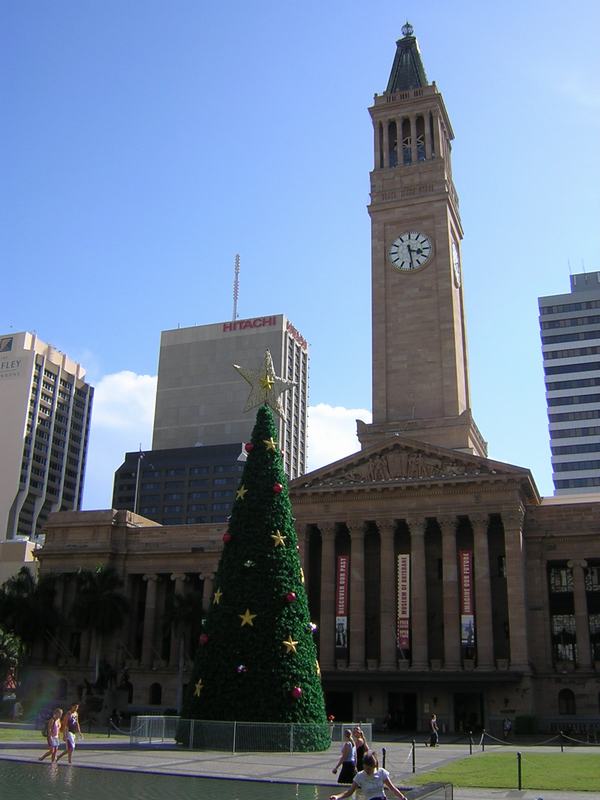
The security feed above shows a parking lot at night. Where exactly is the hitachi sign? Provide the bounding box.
[222,316,277,332]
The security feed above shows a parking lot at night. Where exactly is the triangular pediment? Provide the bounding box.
[292,434,534,494]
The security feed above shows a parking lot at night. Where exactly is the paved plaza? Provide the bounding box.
[0,734,599,800]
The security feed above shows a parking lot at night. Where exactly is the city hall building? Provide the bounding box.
[30,27,600,734]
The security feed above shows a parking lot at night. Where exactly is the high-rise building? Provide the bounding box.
[152,314,308,479]
[112,442,247,525]
[539,271,600,494]
[0,332,93,540]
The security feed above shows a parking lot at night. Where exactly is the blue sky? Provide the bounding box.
[2,1,600,508]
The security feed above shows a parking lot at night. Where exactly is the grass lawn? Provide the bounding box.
[410,752,600,791]
[0,728,47,742]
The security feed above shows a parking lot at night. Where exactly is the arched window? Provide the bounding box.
[388,121,398,167]
[558,688,576,715]
[416,116,426,161]
[402,119,412,164]
[149,682,162,705]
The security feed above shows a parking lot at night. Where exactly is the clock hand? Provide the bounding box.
[408,247,414,268]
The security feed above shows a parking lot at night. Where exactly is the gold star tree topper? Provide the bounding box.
[233,350,296,419]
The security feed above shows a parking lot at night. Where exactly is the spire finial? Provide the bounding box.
[401,21,414,38]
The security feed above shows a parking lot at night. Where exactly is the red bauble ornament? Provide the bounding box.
[244,442,254,453]
[223,532,232,543]
[199,633,209,646]
[285,591,297,603]
[273,482,283,494]
[291,686,302,699]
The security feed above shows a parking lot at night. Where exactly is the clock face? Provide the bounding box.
[389,231,432,271]
[451,240,461,287]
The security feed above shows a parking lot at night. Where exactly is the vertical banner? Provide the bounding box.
[396,554,410,652]
[459,549,475,648]
[335,555,349,654]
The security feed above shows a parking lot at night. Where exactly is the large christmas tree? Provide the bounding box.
[181,352,329,750]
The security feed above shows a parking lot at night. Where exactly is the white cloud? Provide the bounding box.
[306,403,372,472]
[82,371,157,510]
[81,374,371,510]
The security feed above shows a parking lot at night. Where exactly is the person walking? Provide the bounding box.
[429,713,439,747]
[332,728,357,784]
[56,703,83,764]
[330,751,408,800]
[39,708,63,763]
[352,726,369,771]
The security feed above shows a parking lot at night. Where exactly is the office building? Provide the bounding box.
[0,332,93,540]
[112,442,246,525]
[152,315,308,479]
[539,271,600,494]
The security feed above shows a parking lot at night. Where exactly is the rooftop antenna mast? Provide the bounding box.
[232,253,240,321]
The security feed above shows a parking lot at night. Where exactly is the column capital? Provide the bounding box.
[318,522,336,540]
[437,514,458,533]
[346,520,366,538]
[469,513,490,532]
[170,572,187,582]
[376,518,396,534]
[199,571,215,581]
[404,516,426,535]
[143,573,158,583]
[567,559,588,570]
[501,507,525,530]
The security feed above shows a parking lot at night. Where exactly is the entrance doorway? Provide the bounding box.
[325,691,353,722]
[454,692,483,733]
[388,692,417,731]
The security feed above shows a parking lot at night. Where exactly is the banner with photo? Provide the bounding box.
[335,555,349,653]
[459,549,475,648]
[396,553,410,652]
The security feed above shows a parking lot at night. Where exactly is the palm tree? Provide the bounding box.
[0,627,23,691]
[73,566,129,683]
[0,567,60,657]
[164,590,203,711]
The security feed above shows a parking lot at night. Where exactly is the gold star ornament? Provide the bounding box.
[282,636,299,654]
[263,437,277,452]
[213,588,223,605]
[233,350,296,419]
[236,485,248,500]
[194,678,204,696]
[271,530,287,547]
[239,608,257,627]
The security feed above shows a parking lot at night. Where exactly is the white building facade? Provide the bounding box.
[152,315,308,479]
[0,332,93,540]
[539,272,600,494]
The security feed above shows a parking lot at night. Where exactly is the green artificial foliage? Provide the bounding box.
[182,404,328,749]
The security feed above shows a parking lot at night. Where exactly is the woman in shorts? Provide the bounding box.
[39,708,63,763]
[56,703,83,764]
[330,751,408,800]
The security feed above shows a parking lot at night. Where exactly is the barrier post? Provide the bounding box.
[481,729,486,752]
[382,747,386,768]
[412,739,416,773]
[560,730,564,753]
[517,751,522,790]
[469,730,473,755]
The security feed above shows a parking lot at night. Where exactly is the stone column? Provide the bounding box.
[382,121,389,168]
[169,572,187,667]
[424,111,432,159]
[374,120,381,169]
[298,525,310,590]
[569,559,592,669]
[439,515,461,669]
[432,110,441,159]
[319,523,336,670]
[378,520,397,669]
[502,508,529,670]
[141,573,158,668]
[406,516,429,669]
[348,521,366,669]
[471,515,494,669]
[201,573,214,611]
[410,115,418,164]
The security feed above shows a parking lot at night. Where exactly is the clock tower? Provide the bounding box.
[357,24,487,457]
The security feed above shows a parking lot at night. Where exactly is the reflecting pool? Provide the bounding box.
[1,760,331,800]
